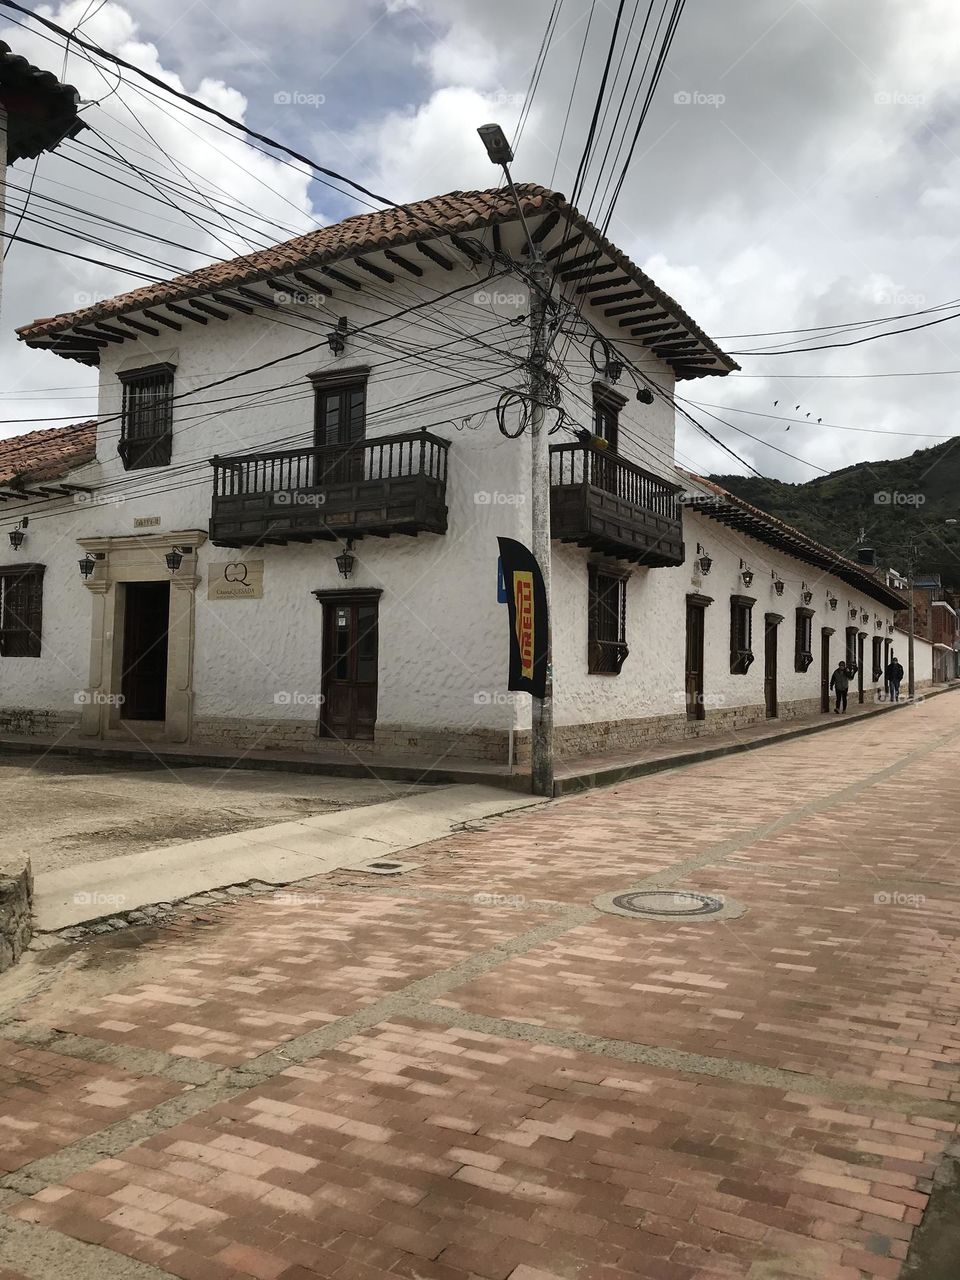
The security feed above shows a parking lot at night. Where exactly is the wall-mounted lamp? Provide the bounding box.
[739,559,754,587]
[861,608,870,624]
[78,551,104,579]
[849,605,858,619]
[772,571,784,596]
[336,538,355,579]
[875,615,883,630]
[8,517,28,551]
[887,622,894,634]
[327,316,349,356]
[164,545,191,573]
[800,582,813,605]
[827,592,837,611]
[695,543,712,575]
[605,359,624,384]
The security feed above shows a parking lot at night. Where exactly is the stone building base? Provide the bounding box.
[0,858,32,972]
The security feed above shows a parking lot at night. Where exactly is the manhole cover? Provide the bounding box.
[593,887,746,921]
[355,858,421,876]
[612,890,723,917]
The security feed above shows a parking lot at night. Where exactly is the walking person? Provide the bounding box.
[887,653,904,702]
[830,660,850,714]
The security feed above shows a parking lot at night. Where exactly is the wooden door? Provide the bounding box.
[764,614,779,718]
[857,634,865,703]
[120,581,170,721]
[592,395,620,494]
[820,629,831,712]
[685,598,706,720]
[321,599,378,740]
[314,381,366,485]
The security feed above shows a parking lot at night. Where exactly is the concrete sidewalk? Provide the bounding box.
[34,784,544,931]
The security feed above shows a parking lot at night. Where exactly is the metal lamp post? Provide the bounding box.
[478,122,554,797]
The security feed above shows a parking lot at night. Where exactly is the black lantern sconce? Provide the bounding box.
[164,545,191,574]
[827,592,837,611]
[605,359,624,384]
[739,559,754,587]
[336,538,356,579]
[8,517,27,551]
[887,621,894,634]
[772,570,784,596]
[78,551,104,579]
[695,543,712,575]
[800,582,813,605]
[327,316,349,356]
[849,604,858,619]
[861,608,870,624]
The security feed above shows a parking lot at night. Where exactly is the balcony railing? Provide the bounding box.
[210,428,449,546]
[550,442,684,566]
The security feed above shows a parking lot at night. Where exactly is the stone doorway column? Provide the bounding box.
[77,531,206,744]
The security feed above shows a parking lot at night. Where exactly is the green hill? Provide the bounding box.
[709,438,960,588]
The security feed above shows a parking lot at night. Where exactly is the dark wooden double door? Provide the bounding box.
[120,581,170,721]
[320,597,378,740]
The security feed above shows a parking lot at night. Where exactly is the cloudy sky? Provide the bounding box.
[2,0,959,481]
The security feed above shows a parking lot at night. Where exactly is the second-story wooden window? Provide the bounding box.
[588,564,629,674]
[118,363,174,470]
[730,595,755,674]
[0,564,44,657]
[591,384,626,495]
[311,372,368,485]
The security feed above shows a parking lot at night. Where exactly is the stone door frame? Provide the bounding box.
[77,530,206,743]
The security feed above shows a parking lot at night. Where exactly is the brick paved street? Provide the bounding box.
[1,693,959,1280]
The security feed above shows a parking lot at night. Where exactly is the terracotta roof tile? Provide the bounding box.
[16,184,734,377]
[0,422,96,486]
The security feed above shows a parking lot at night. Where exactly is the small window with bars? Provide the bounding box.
[588,565,629,674]
[730,595,755,675]
[795,607,814,672]
[118,363,175,470]
[0,564,44,657]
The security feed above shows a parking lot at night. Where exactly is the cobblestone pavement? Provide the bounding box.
[1,693,959,1280]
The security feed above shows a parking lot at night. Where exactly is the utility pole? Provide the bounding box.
[478,123,554,796]
[907,545,916,700]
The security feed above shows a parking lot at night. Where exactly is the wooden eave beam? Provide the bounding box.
[74,326,121,344]
[113,315,160,337]
[93,322,134,341]
[577,275,634,294]
[292,271,332,295]
[320,266,362,291]
[235,286,279,310]
[448,233,484,264]
[531,209,563,243]
[142,309,182,331]
[604,300,655,318]
[165,303,207,324]
[544,233,585,262]
[354,255,395,283]
[382,250,423,278]
[416,241,454,270]
[189,299,230,321]
[213,294,253,314]
[590,288,650,306]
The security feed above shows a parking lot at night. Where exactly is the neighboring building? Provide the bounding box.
[4,185,907,762]
[894,573,960,684]
[0,41,81,305]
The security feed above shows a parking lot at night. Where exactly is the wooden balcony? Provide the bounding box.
[209,428,449,547]
[550,442,684,566]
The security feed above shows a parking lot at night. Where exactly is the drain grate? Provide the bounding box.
[355,857,421,877]
[593,887,746,921]
[612,890,724,917]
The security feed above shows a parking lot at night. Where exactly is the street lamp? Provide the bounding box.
[478,122,554,799]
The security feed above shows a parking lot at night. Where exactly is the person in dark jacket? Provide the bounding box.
[886,655,904,701]
[830,660,850,713]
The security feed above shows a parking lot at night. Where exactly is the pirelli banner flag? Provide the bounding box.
[497,536,549,700]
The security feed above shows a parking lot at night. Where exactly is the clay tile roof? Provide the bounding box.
[0,421,96,486]
[0,40,82,164]
[16,184,735,378]
[682,473,907,610]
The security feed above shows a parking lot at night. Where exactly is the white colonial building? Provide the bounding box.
[0,184,910,767]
